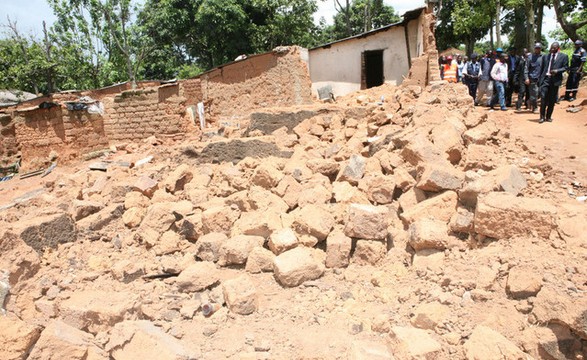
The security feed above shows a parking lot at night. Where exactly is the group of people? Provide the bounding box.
[440,40,586,123]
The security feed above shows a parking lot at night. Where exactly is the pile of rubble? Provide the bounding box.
[0,81,585,359]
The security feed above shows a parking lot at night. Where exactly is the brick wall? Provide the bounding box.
[0,113,19,167]
[104,85,193,143]
[12,106,108,165]
[1,46,314,166]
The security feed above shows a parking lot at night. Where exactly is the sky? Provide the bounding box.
[1,0,558,44]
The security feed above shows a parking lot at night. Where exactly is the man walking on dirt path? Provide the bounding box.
[527,43,543,113]
[490,53,509,111]
[463,53,481,102]
[539,42,569,123]
[563,40,586,102]
[476,51,494,106]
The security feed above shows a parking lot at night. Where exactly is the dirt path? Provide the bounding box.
[490,92,587,199]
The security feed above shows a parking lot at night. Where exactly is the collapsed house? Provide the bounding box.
[0,7,437,176]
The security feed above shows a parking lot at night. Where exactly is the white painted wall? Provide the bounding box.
[309,13,425,98]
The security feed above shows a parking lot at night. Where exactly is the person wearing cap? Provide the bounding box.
[463,53,481,102]
[476,51,494,106]
[563,40,586,101]
[490,53,509,111]
[538,42,569,123]
[527,43,544,113]
[443,55,458,83]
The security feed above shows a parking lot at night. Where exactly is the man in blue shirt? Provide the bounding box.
[563,40,586,102]
[475,51,494,106]
[463,53,481,102]
[527,43,543,113]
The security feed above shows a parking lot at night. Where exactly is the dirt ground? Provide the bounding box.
[1,81,586,360]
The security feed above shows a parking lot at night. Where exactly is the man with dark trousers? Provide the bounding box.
[563,40,586,101]
[506,47,520,107]
[527,43,543,113]
[539,42,568,123]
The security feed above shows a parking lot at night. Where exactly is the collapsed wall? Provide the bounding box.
[0,46,312,170]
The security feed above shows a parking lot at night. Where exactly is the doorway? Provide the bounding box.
[362,50,384,89]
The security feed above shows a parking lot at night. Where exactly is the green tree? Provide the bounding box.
[552,0,587,41]
[328,0,400,40]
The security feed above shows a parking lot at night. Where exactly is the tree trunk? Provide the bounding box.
[495,0,502,49]
[525,0,535,48]
[466,35,474,57]
[490,19,494,50]
[364,0,371,32]
[536,0,544,43]
[42,21,55,94]
[552,0,587,42]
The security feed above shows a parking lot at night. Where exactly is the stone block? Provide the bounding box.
[349,340,394,360]
[416,163,465,192]
[388,326,442,360]
[325,230,352,268]
[463,325,529,360]
[122,207,146,228]
[273,247,325,287]
[163,164,193,194]
[124,192,149,210]
[231,210,281,238]
[408,218,451,251]
[0,316,41,360]
[352,240,386,265]
[132,176,158,198]
[430,122,464,164]
[245,247,275,274]
[398,187,427,212]
[400,134,445,167]
[506,266,542,299]
[176,262,219,293]
[400,191,457,225]
[59,291,141,334]
[459,165,527,207]
[217,235,264,266]
[344,204,389,240]
[140,203,176,235]
[336,154,366,185]
[222,274,258,315]
[410,302,449,330]
[28,320,103,360]
[268,228,299,255]
[449,207,474,233]
[251,163,283,189]
[273,175,302,209]
[77,204,124,232]
[360,174,396,205]
[72,200,104,221]
[292,204,335,245]
[0,231,40,286]
[201,205,240,236]
[474,192,556,239]
[107,320,199,360]
[306,158,340,176]
[195,232,227,262]
[462,121,499,145]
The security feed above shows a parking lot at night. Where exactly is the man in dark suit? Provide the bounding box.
[539,42,569,123]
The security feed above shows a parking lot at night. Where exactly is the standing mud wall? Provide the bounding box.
[12,106,109,165]
[197,47,313,124]
[105,84,192,143]
[0,46,314,167]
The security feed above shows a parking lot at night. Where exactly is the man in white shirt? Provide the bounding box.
[490,54,509,111]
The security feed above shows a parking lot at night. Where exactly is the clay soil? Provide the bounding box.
[0,81,586,360]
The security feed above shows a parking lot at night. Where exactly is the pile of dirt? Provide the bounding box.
[0,81,586,360]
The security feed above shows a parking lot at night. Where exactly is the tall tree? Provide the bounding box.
[552,0,587,41]
[452,0,494,55]
[328,0,400,41]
